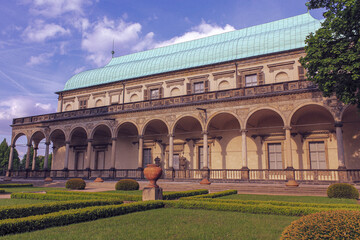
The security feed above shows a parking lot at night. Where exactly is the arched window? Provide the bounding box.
[170,87,180,96]
[218,80,230,90]
[275,72,289,82]
[130,94,139,102]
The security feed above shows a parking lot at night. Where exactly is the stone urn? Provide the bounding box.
[143,164,162,188]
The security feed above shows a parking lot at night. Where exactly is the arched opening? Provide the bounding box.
[30,131,46,171]
[290,104,335,170]
[275,72,289,82]
[342,105,360,168]
[7,133,26,172]
[50,129,66,170]
[65,104,72,111]
[95,99,103,107]
[130,94,139,102]
[207,113,241,169]
[116,122,139,169]
[143,119,169,168]
[173,116,202,170]
[246,109,285,170]
[91,125,112,170]
[69,127,87,171]
[218,80,230,90]
[170,87,181,96]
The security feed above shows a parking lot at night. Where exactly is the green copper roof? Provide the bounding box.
[63,13,321,91]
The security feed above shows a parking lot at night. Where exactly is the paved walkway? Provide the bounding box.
[0,178,338,197]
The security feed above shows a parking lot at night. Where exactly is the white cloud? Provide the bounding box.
[155,20,235,48]
[74,66,86,74]
[26,52,54,66]
[0,97,54,120]
[23,20,70,42]
[29,0,91,18]
[81,17,146,66]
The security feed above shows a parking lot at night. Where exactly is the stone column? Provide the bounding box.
[138,135,144,168]
[7,144,14,171]
[44,142,50,170]
[25,144,31,170]
[168,134,174,169]
[64,141,70,170]
[86,139,92,170]
[284,126,293,169]
[335,122,346,169]
[32,147,38,171]
[52,146,56,165]
[241,129,248,168]
[110,137,117,169]
[203,132,208,169]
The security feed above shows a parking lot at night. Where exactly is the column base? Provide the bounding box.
[338,166,346,170]
[285,180,299,187]
[142,187,163,201]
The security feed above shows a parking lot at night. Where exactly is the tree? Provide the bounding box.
[0,138,20,173]
[300,0,360,107]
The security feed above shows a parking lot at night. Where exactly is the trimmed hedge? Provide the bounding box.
[327,183,359,199]
[179,198,360,210]
[0,184,33,188]
[0,199,123,220]
[11,193,105,201]
[281,210,360,239]
[0,189,4,194]
[165,200,333,216]
[115,179,139,190]
[0,201,165,236]
[65,178,86,190]
[181,190,237,199]
[163,189,208,200]
[46,190,142,201]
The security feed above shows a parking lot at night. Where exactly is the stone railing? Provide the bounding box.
[7,168,360,183]
[12,79,317,126]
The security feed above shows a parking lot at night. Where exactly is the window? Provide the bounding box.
[309,141,326,169]
[194,82,204,93]
[150,89,160,99]
[245,74,258,87]
[268,143,282,169]
[143,148,152,168]
[79,100,87,109]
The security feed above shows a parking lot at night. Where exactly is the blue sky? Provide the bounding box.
[0,0,324,155]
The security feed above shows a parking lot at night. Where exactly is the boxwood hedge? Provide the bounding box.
[181,190,237,199]
[0,201,165,236]
[327,183,359,199]
[0,199,123,220]
[0,184,33,188]
[163,189,208,200]
[0,189,5,194]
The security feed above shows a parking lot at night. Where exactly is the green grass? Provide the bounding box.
[221,194,358,204]
[99,190,143,195]
[0,199,54,206]
[0,208,297,240]
[2,187,65,193]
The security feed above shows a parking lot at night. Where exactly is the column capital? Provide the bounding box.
[34,147,39,150]
[65,141,71,145]
[334,121,343,128]
[202,131,209,135]
[11,144,16,148]
[86,139,93,143]
[240,129,248,133]
[45,142,51,146]
[111,137,117,141]
[138,135,144,139]
[27,144,32,147]
[168,133,174,138]
[283,126,292,131]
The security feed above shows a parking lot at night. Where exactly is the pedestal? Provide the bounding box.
[94,177,104,182]
[44,177,53,182]
[142,187,163,201]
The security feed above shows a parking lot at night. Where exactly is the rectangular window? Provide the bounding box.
[309,141,326,169]
[194,82,204,94]
[173,154,180,170]
[268,143,282,169]
[198,146,209,169]
[79,100,87,109]
[150,89,159,99]
[143,148,152,168]
[245,74,258,87]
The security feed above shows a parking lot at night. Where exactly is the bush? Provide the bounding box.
[0,189,4,194]
[65,178,86,190]
[163,189,208,200]
[281,210,360,239]
[0,201,165,236]
[327,183,359,199]
[165,200,330,216]
[0,199,123,220]
[115,179,139,191]
[11,193,103,201]
[0,184,33,188]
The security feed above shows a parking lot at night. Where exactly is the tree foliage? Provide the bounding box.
[300,0,360,107]
[0,139,20,174]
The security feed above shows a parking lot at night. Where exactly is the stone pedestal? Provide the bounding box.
[44,177,53,182]
[142,187,163,201]
[94,177,104,182]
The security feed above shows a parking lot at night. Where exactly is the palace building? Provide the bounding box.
[7,13,360,183]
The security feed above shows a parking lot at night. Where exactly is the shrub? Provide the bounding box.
[65,178,86,190]
[0,189,4,194]
[0,201,165,236]
[115,179,139,191]
[0,199,123,220]
[165,200,329,216]
[281,210,360,239]
[327,183,359,199]
[163,189,208,200]
[11,193,103,201]
[0,184,33,188]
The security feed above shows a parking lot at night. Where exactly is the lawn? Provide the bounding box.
[0,208,297,240]
[0,198,54,206]
[221,193,358,204]
[1,187,65,194]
